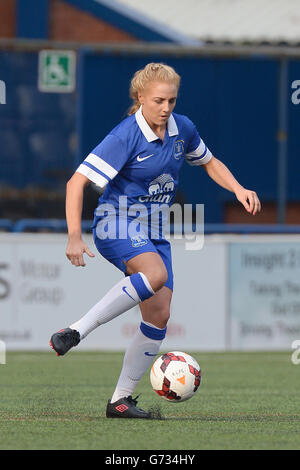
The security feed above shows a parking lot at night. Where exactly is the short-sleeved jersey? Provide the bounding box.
[77,106,212,225]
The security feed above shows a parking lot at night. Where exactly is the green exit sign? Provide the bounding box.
[38,50,76,93]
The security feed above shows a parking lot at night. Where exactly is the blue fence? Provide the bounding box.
[0,45,299,223]
[0,50,76,190]
[77,51,300,223]
[1,218,300,234]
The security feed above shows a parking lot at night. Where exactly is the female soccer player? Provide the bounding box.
[50,63,261,419]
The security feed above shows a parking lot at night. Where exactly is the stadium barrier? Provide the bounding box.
[0,229,300,352]
[1,219,300,234]
[1,40,300,225]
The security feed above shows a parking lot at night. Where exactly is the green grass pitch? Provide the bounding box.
[0,350,300,450]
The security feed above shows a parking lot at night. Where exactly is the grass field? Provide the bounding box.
[0,350,300,450]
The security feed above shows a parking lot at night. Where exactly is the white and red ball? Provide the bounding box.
[150,351,201,402]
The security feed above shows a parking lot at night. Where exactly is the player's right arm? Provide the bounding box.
[68,132,128,266]
[65,172,95,267]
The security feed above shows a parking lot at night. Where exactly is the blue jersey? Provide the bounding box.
[77,106,212,231]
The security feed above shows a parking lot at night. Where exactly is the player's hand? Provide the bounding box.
[66,238,95,267]
[235,187,261,215]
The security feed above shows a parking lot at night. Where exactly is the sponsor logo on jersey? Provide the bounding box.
[138,173,175,204]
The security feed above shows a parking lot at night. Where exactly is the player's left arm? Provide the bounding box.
[202,156,261,215]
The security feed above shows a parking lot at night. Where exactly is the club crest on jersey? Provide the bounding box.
[131,234,148,247]
[173,140,184,160]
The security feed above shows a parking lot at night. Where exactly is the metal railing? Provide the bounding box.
[1,38,300,58]
[1,219,300,234]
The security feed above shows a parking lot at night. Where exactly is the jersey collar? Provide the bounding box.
[135,106,178,142]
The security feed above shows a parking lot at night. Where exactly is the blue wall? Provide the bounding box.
[78,52,299,222]
[0,51,76,189]
[0,49,299,222]
[288,60,300,201]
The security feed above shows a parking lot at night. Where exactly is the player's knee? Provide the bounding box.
[146,265,168,292]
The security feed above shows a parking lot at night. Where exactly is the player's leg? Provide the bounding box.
[107,241,173,418]
[49,251,166,356]
[107,286,172,418]
[70,251,166,330]
[110,286,171,400]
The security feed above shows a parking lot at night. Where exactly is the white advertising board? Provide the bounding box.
[229,238,300,350]
[0,233,226,352]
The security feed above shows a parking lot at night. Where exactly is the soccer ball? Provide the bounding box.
[150,351,201,402]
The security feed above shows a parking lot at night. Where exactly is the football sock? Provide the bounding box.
[110,321,167,403]
[70,272,154,339]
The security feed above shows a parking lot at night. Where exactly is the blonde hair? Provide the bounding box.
[128,62,181,115]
